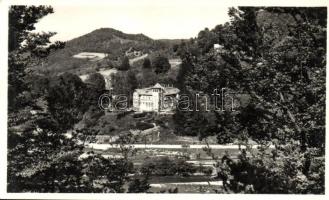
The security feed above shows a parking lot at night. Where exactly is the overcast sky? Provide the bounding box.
[34,1,230,42]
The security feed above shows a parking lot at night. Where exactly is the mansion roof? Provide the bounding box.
[135,83,180,96]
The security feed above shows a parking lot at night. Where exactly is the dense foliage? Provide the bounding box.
[174,7,326,193]
[117,56,131,71]
[40,28,179,75]
[7,6,144,193]
[141,157,197,177]
[7,5,326,194]
[142,57,152,69]
[153,56,171,74]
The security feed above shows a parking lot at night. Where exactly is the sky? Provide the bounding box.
[34,1,230,42]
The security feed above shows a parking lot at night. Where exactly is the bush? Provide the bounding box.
[133,112,147,118]
[140,157,196,176]
[153,56,170,74]
[199,166,213,176]
[128,178,150,193]
[142,58,152,69]
[175,159,197,176]
[135,122,154,130]
[117,56,130,71]
[85,73,106,92]
[117,110,134,119]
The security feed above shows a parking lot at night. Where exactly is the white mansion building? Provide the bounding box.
[133,83,180,112]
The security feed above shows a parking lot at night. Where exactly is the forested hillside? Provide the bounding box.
[37,28,181,75]
[173,7,326,193]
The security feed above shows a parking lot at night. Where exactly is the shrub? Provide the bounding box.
[142,58,152,69]
[117,110,134,119]
[133,112,147,118]
[135,122,154,130]
[140,157,196,176]
[117,56,130,71]
[153,56,170,74]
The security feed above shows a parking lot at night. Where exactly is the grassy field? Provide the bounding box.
[85,146,244,165]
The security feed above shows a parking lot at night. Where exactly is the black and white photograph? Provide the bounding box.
[0,0,328,198]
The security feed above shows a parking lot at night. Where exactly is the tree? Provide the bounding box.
[196,27,218,54]
[111,70,138,103]
[126,70,138,104]
[85,72,106,94]
[217,143,324,194]
[117,56,130,70]
[178,7,326,193]
[140,157,196,176]
[142,58,152,69]
[8,6,54,52]
[138,69,157,88]
[7,6,141,193]
[219,7,325,193]
[128,177,150,193]
[173,108,218,138]
[127,70,138,92]
[46,73,89,131]
[153,56,171,74]
[8,6,64,110]
[111,72,130,96]
[81,153,133,193]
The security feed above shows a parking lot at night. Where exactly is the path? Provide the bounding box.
[150,181,222,188]
[129,53,148,64]
[86,143,274,150]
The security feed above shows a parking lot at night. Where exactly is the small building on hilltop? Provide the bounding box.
[214,43,225,53]
[133,83,180,112]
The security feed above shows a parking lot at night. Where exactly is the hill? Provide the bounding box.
[38,28,182,76]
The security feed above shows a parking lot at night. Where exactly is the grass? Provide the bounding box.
[92,147,243,164]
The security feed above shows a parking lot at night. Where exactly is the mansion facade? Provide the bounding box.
[133,83,180,112]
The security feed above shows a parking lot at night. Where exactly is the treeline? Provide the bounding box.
[43,28,179,75]
[110,55,176,99]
